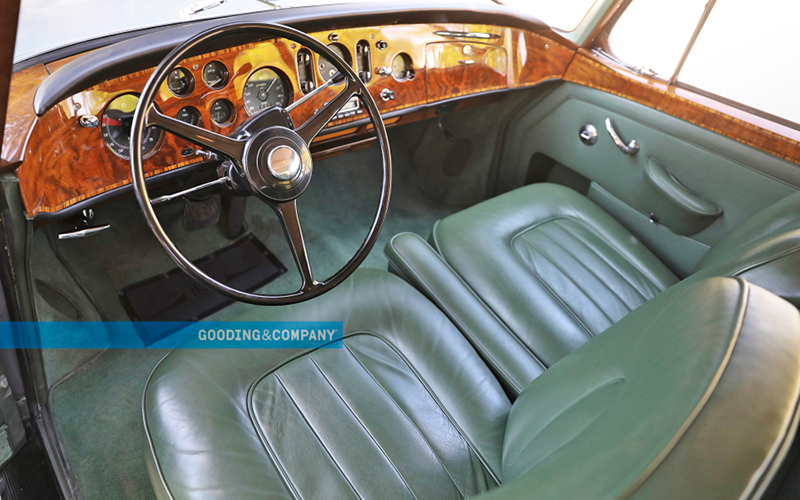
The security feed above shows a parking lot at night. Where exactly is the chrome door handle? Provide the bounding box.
[604,117,639,155]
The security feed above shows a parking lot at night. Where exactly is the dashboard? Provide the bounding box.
[3,18,576,219]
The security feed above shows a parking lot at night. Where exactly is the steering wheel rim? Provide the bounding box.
[130,22,392,305]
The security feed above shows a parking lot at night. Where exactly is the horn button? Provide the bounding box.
[268,146,301,180]
[241,127,313,202]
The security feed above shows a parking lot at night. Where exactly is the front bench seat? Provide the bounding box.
[423,183,800,375]
[144,269,800,500]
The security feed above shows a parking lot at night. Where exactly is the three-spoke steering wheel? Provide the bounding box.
[130,23,391,305]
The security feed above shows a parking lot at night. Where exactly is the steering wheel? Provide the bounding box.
[130,23,392,305]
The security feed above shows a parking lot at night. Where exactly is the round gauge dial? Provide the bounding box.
[391,53,414,81]
[176,106,201,126]
[242,67,289,116]
[318,43,352,80]
[202,61,229,89]
[167,67,194,97]
[210,99,235,126]
[101,94,162,159]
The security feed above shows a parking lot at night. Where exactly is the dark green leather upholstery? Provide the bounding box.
[428,183,679,368]
[484,277,800,500]
[415,183,800,387]
[386,233,545,397]
[144,270,510,500]
[691,190,800,307]
[144,272,800,499]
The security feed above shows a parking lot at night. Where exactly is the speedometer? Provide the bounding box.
[100,94,162,159]
[242,68,289,116]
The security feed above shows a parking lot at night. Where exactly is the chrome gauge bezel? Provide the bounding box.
[202,60,230,89]
[242,66,293,116]
[209,98,236,126]
[100,93,163,160]
[166,67,195,97]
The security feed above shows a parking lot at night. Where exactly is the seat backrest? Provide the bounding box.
[477,277,800,500]
[691,191,800,306]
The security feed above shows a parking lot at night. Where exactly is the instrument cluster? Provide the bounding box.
[96,33,420,160]
[99,58,293,159]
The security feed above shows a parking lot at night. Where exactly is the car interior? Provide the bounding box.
[1,0,800,499]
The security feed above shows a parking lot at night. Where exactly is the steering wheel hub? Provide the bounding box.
[268,146,301,180]
[242,127,313,201]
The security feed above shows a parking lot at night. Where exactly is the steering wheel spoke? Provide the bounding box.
[295,80,358,144]
[131,22,390,305]
[146,104,246,162]
[273,200,317,291]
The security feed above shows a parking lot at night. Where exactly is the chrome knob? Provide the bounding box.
[579,124,598,145]
[380,89,396,101]
[79,115,99,128]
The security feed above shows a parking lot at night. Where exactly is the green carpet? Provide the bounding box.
[39,135,463,499]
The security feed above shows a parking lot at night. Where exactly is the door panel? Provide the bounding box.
[498,82,799,276]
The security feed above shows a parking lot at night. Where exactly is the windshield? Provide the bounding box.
[15,0,482,63]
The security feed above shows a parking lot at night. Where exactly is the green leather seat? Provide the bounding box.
[144,270,511,500]
[144,270,800,499]
[391,183,800,392]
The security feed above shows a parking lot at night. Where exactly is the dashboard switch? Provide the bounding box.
[79,115,99,128]
[380,89,396,101]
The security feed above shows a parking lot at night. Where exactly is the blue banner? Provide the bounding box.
[0,321,344,349]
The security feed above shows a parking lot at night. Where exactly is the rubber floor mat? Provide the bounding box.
[119,234,286,342]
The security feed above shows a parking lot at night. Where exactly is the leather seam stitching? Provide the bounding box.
[390,256,533,386]
[244,331,502,486]
[511,215,670,294]
[273,373,365,500]
[507,239,596,340]
[387,235,541,392]
[247,376,304,500]
[624,278,751,497]
[543,221,649,308]
[744,353,800,499]
[355,331,504,485]
[401,235,547,371]
[550,220,659,301]
[515,234,617,330]
[142,352,180,500]
[729,244,800,278]
[306,353,421,500]
[342,342,470,499]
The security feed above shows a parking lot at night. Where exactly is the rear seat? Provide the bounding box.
[386,183,800,396]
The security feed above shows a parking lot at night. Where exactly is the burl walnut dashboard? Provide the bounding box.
[4,20,576,219]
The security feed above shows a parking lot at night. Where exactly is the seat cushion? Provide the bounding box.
[479,277,800,500]
[143,269,511,500]
[432,183,678,368]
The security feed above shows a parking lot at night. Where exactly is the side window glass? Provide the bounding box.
[679,1,800,125]
[607,0,706,78]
